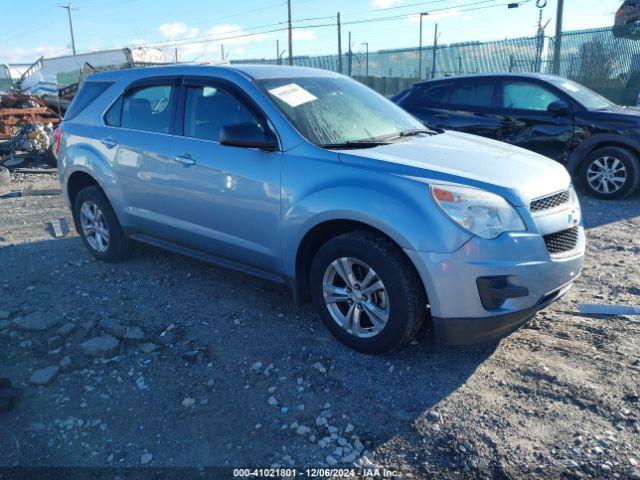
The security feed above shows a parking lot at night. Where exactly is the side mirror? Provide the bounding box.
[220,123,277,151]
[547,100,570,116]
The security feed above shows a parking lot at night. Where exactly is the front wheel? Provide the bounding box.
[579,146,640,199]
[310,230,427,354]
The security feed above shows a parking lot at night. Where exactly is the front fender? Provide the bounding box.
[567,132,640,172]
[281,183,472,279]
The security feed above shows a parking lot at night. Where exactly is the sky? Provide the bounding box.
[0,0,626,65]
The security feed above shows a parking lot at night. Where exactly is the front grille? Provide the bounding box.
[530,190,570,213]
[543,227,579,254]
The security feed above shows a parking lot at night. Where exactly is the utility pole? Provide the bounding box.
[361,42,369,78]
[431,23,439,79]
[348,31,352,77]
[337,12,343,74]
[58,3,78,55]
[287,0,293,65]
[418,12,428,79]
[552,0,564,74]
[221,44,225,63]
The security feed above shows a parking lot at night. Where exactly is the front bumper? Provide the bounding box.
[432,280,573,345]
[405,226,585,345]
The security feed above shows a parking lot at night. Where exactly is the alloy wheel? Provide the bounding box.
[322,257,390,338]
[587,156,628,194]
[79,200,110,253]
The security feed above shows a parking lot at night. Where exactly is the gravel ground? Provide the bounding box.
[0,174,639,479]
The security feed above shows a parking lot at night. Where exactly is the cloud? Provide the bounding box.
[207,23,269,45]
[407,8,461,23]
[370,0,401,8]
[158,22,188,38]
[153,22,272,62]
[292,29,317,41]
[0,45,69,63]
[158,22,199,39]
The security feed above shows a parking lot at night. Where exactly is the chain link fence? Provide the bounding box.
[234,25,640,103]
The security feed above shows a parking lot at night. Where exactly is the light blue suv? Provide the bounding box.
[56,65,585,353]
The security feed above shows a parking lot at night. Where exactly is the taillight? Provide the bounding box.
[53,126,63,156]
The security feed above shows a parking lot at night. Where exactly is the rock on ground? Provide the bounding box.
[79,335,120,357]
[29,366,59,385]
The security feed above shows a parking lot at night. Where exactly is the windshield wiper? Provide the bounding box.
[380,127,438,143]
[319,140,391,149]
[401,127,437,136]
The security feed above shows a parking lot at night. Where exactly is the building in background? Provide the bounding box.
[0,64,31,90]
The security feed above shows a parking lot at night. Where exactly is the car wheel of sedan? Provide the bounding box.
[73,185,131,262]
[310,230,426,354]
[580,146,640,199]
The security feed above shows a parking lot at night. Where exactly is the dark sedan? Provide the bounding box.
[392,73,640,199]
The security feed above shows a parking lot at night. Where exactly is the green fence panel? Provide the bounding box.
[233,25,640,104]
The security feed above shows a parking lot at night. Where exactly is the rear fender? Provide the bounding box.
[62,141,124,220]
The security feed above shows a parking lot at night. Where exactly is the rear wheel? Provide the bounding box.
[73,186,131,262]
[310,230,426,354]
[579,146,640,199]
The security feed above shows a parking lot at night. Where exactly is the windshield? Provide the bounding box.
[257,76,425,146]
[548,78,615,110]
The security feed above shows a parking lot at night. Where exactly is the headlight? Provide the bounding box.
[430,184,526,239]
[568,184,582,224]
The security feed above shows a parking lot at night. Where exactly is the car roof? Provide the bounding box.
[414,72,567,86]
[87,64,342,82]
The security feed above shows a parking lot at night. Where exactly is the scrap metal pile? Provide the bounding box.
[0,91,60,169]
[0,90,60,144]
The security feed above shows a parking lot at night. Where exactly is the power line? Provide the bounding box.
[130,0,528,51]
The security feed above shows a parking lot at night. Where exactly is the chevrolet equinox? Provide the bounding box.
[56,65,585,353]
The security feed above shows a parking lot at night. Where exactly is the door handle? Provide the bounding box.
[172,153,196,166]
[435,112,449,119]
[100,137,118,149]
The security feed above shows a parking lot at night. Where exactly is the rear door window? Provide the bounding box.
[120,85,175,134]
[501,81,562,111]
[447,80,497,108]
[64,81,113,120]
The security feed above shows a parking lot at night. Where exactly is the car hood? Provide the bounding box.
[594,104,640,116]
[336,131,571,207]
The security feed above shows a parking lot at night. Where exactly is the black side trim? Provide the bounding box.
[476,276,529,310]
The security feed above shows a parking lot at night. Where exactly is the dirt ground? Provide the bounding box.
[0,172,639,480]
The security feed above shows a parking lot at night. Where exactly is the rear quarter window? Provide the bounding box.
[421,84,453,103]
[64,81,113,120]
[403,83,452,108]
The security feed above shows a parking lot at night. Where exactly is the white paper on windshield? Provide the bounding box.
[562,82,580,93]
[268,83,317,107]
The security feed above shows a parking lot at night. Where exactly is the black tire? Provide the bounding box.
[73,186,131,262]
[579,146,640,199]
[310,230,426,354]
[0,166,9,187]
